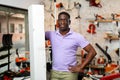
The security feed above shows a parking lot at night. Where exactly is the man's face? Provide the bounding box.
[58,14,70,31]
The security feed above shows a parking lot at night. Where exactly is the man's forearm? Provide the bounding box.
[79,51,96,69]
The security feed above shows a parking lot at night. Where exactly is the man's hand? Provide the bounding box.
[68,65,84,73]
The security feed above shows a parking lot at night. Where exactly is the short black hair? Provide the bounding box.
[58,11,70,19]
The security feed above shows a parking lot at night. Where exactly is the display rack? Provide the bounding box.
[88,19,120,23]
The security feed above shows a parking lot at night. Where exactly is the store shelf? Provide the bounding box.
[104,36,119,40]
[88,19,120,23]
[104,34,119,40]
[86,65,104,69]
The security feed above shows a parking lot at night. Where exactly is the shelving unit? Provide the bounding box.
[88,19,120,23]
[104,35,119,40]
[86,18,120,76]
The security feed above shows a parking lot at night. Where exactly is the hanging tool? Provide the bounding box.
[65,0,74,11]
[95,43,112,63]
[45,0,53,13]
[74,2,81,19]
[89,0,102,8]
[111,13,119,27]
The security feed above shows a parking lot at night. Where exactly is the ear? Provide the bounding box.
[68,19,71,24]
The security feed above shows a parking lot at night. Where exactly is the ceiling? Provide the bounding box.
[0,0,43,9]
[0,11,24,18]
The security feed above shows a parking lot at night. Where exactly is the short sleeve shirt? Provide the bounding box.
[45,30,89,71]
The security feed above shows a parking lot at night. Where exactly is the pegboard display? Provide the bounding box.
[44,0,120,75]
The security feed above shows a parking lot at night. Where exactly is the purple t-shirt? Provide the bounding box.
[45,30,89,71]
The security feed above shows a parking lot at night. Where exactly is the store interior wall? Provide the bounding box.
[1,0,119,64]
[0,0,120,77]
[44,0,120,65]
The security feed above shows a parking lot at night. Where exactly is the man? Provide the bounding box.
[45,11,97,80]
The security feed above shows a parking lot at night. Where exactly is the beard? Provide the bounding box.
[59,26,69,32]
[59,27,70,33]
